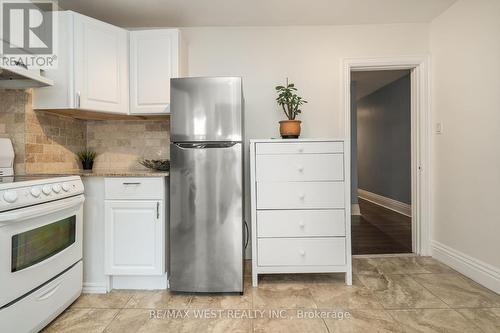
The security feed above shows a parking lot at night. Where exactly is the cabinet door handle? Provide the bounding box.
[76,91,81,108]
[156,202,160,219]
[122,182,141,185]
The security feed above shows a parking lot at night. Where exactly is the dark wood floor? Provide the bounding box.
[352,198,412,255]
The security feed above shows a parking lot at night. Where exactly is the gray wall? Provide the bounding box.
[357,74,411,204]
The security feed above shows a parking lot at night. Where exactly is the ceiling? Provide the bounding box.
[351,70,410,100]
[58,0,456,27]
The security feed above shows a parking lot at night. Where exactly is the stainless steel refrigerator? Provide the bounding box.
[169,77,244,293]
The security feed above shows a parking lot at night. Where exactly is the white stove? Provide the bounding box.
[0,175,84,212]
[0,171,85,332]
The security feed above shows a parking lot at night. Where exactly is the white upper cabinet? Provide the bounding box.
[74,14,129,113]
[129,29,179,114]
[33,11,129,114]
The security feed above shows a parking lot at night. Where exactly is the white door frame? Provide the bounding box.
[342,56,431,255]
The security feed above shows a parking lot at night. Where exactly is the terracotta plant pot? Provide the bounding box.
[279,120,302,139]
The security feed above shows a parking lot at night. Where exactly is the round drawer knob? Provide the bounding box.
[298,221,305,228]
[53,184,61,193]
[42,185,52,195]
[298,194,305,200]
[297,166,304,173]
[30,187,41,198]
[3,191,18,203]
[299,250,306,256]
[298,147,304,153]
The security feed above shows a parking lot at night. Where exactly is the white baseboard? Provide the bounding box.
[351,204,361,215]
[111,275,168,290]
[82,282,108,294]
[358,189,411,217]
[432,241,500,294]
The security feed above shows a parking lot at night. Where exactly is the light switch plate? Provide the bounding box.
[436,122,443,134]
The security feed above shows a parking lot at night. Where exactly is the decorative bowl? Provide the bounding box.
[139,159,170,171]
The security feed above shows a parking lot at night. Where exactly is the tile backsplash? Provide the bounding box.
[0,89,170,174]
[87,119,170,170]
[0,90,28,174]
[25,106,87,174]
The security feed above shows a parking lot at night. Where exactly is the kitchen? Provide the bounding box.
[1,1,500,332]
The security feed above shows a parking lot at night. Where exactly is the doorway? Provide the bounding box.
[342,56,432,257]
[351,70,412,255]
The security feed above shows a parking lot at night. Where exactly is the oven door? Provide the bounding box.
[0,195,84,308]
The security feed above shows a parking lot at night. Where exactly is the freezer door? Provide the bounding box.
[170,142,243,292]
[171,77,242,142]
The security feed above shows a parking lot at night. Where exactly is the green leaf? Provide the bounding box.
[275,79,307,117]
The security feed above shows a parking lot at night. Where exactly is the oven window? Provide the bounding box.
[11,216,76,272]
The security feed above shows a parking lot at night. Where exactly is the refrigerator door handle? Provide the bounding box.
[174,142,238,149]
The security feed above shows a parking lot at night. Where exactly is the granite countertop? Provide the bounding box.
[27,169,169,177]
[77,169,169,177]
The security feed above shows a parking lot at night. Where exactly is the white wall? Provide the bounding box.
[430,0,500,290]
[181,24,429,139]
[180,24,429,257]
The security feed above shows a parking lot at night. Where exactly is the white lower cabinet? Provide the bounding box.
[250,139,352,287]
[104,200,164,275]
[102,177,167,288]
[82,176,168,293]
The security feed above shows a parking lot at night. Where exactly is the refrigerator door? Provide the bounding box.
[170,142,243,292]
[171,77,242,142]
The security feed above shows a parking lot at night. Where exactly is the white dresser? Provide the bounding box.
[250,139,352,286]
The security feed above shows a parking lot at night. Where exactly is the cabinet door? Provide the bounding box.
[74,14,129,114]
[104,200,164,275]
[129,29,179,114]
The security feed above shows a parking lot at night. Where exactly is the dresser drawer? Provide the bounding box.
[105,177,164,200]
[257,210,345,237]
[257,182,345,209]
[258,238,346,266]
[256,153,343,182]
[256,141,343,155]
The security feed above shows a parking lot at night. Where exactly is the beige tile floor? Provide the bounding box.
[42,257,500,333]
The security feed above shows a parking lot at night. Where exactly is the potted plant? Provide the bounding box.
[77,150,96,170]
[275,79,307,138]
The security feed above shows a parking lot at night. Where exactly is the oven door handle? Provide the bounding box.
[0,195,85,224]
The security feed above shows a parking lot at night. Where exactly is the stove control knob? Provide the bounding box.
[42,185,52,195]
[62,183,71,192]
[53,184,61,193]
[3,191,18,203]
[30,187,42,198]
